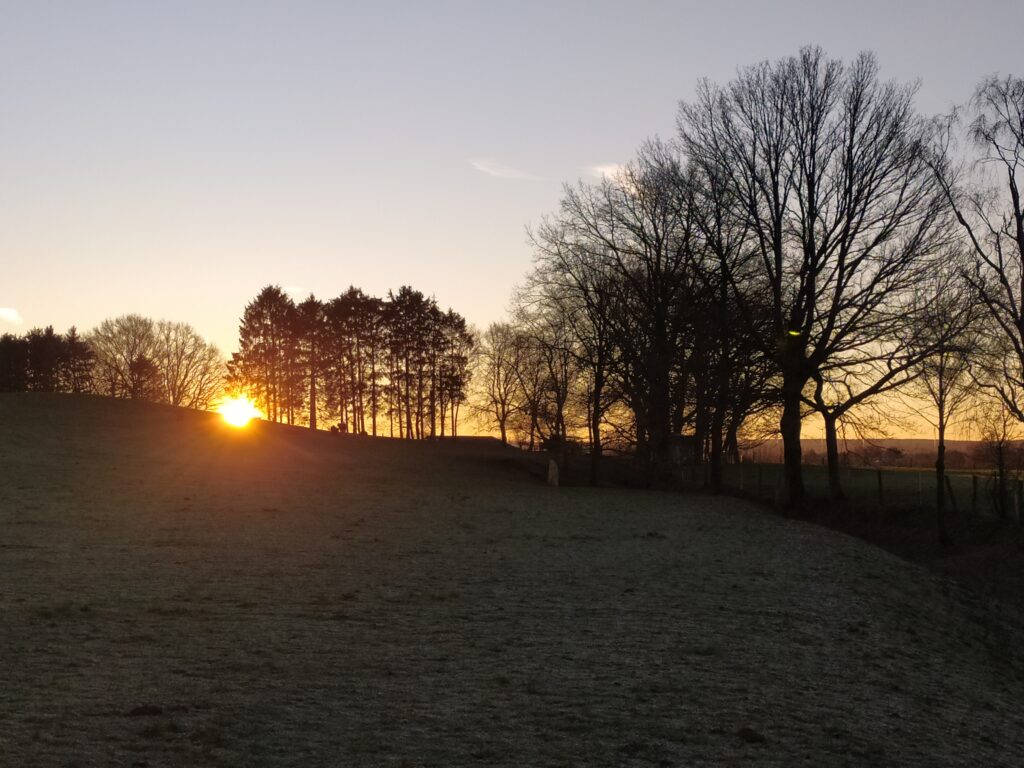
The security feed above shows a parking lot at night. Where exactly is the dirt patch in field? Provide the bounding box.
[2,394,1024,767]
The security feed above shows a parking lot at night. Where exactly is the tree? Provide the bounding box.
[88,315,159,399]
[437,310,474,437]
[0,327,94,394]
[232,286,297,422]
[555,143,699,479]
[0,334,29,391]
[511,300,582,460]
[931,75,1024,422]
[232,284,471,437]
[679,47,949,504]
[684,159,774,490]
[25,326,65,392]
[88,315,222,406]
[61,327,95,393]
[476,323,521,444]
[295,296,325,429]
[154,320,223,409]
[526,143,774,487]
[973,399,1022,519]
[128,353,162,400]
[530,221,620,484]
[909,265,981,543]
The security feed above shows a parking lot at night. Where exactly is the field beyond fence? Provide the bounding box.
[681,463,1024,522]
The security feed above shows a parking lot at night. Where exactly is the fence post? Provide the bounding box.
[739,462,744,492]
[916,471,922,510]
[758,466,764,499]
[877,469,884,507]
[972,475,978,516]
[1017,481,1022,524]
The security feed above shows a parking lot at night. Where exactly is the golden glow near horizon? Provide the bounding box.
[217,396,262,428]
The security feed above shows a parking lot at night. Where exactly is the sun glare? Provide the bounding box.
[217,396,262,428]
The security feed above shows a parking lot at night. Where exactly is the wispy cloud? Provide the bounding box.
[470,158,535,180]
[0,307,24,326]
[586,163,625,180]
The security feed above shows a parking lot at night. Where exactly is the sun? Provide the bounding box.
[216,396,262,428]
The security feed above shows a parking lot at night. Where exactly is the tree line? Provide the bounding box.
[475,46,1024,533]
[228,285,475,438]
[0,316,223,409]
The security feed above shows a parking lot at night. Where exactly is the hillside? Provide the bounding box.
[2,393,1024,766]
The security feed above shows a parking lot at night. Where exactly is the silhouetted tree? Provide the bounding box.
[476,323,522,444]
[233,284,471,437]
[25,326,65,392]
[154,320,223,409]
[0,334,29,392]
[128,354,162,400]
[931,74,1024,423]
[88,315,221,405]
[973,399,1022,519]
[437,310,474,437]
[909,264,981,543]
[530,221,620,483]
[232,286,297,422]
[552,144,700,479]
[295,295,325,429]
[88,315,159,399]
[61,327,95,393]
[679,47,948,504]
[0,327,95,394]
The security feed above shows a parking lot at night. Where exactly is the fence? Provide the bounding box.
[680,462,1024,520]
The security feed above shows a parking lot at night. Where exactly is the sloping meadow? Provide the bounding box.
[2,394,1023,766]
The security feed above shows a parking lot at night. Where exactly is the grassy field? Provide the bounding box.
[709,462,1015,517]
[2,394,1024,766]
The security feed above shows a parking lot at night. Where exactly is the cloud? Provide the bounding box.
[470,158,535,180]
[0,307,24,326]
[586,163,625,179]
[282,286,307,299]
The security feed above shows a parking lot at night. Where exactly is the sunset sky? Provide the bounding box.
[2,0,1022,356]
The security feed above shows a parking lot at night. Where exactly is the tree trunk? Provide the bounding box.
[404,358,413,439]
[589,367,604,487]
[308,341,317,430]
[823,411,842,501]
[370,355,378,436]
[780,381,805,506]
[709,403,725,493]
[936,421,950,545]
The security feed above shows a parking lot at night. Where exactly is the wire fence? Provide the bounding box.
[680,462,1024,522]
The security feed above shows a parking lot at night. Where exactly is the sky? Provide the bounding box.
[2,0,1023,355]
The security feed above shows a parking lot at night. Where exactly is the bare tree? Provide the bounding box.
[909,265,981,543]
[88,315,160,399]
[527,223,619,484]
[556,142,699,479]
[679,47,949,504]
[931,75,1024,421]
[154,320,224,409]
[474,323,521,444]
[511,300,582,460]
[972,398,1023,519]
